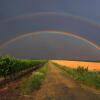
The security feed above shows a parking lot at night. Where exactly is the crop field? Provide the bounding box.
[51,60,100,71]
[0,59,100,100]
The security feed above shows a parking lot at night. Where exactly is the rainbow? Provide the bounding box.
[0,12,100,51]
[0,30,100,51]
[0,12,100,28]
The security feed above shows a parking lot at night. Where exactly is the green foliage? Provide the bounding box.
[75,71,100,88]
[19,64,48,94]
[76,66,88,75]
[0,55,47,78]
[19,72,44,94]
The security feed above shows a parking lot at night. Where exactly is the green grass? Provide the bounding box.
[18,63,48,94]
[53,63,100,89]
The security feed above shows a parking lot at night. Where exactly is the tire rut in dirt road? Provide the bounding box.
[31,62,100,100]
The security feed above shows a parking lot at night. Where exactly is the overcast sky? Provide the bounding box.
[0,0,100,23]
[0,0,100,59]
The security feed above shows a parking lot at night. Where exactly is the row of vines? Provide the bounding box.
[0,55,47,80]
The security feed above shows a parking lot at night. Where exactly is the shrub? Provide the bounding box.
[76,66,88,75]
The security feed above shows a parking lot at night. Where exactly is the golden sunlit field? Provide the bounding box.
[51,60,100,71]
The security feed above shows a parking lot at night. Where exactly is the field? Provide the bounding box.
[0,58,100,100]
[51,60,100,71]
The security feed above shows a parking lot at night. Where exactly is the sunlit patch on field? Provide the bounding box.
[51,60,100,71]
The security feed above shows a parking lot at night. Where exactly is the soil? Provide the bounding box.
[0,61,100,100]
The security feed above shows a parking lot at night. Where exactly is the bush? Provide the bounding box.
[76,66,88,75]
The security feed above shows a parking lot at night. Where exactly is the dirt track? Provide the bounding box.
[30,61,100,100]
[0,61,100,100]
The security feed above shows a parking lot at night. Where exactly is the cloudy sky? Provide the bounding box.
[0,0,100,60]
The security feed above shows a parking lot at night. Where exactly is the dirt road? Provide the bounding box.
[0,61,100,100]
[29,61,100,100]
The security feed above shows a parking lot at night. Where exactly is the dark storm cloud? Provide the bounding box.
[1,0,100,24]
[0,0,100,59]
[0,0,100,46]
[0,32,100,60]
[0,14,100,47]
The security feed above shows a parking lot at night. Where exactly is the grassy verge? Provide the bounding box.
[53,63,100,89]
[18,63,48,94]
